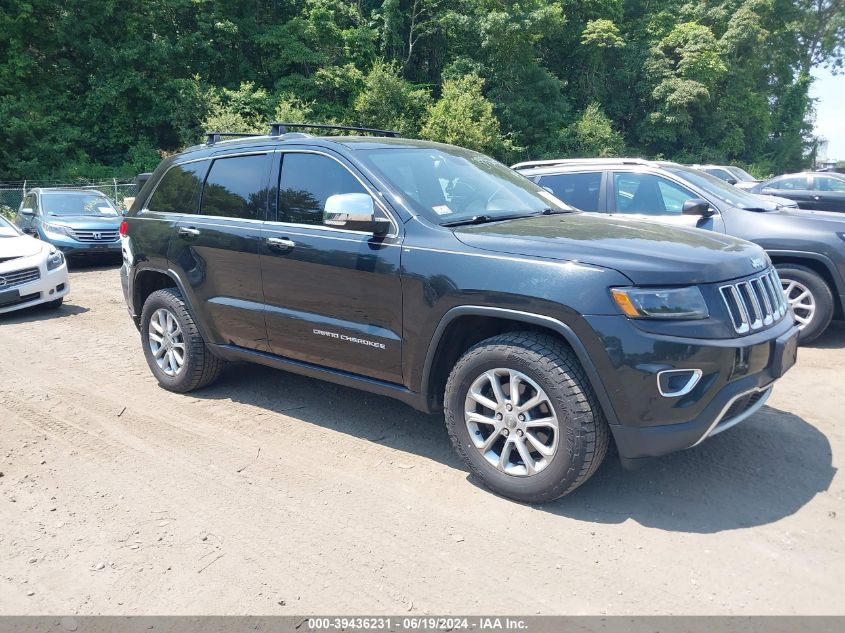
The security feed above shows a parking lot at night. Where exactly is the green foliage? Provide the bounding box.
[0,0,842,180]
[560,104,626,157]
[420,74,516,157]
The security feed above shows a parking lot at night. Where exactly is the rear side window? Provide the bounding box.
[201,153,273,220]
[536,172,602,212]
[814,176,845,192]
[147,162,207,214]
[277,153,369,226]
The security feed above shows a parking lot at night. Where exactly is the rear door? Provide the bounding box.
[608,170,727,232]
[810,175,845,212]
[166,151,274,351]
[260,149,404,383]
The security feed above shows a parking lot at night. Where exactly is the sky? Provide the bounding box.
[811,67,845,161]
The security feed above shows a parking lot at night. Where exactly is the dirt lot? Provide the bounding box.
[1,264,843,615]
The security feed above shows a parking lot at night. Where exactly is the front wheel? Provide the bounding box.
[776,264,834,345]
[444,332,609,503]
[140,288,224,392]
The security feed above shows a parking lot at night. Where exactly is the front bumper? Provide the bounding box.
[584,314,799,463]
[40,231,121,256]
[0,254,70,314]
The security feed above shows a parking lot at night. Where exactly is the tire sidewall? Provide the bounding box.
[140,290,198,390]
[446,350,584,500]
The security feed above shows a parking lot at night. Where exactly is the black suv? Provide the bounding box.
[515,158,845,344]
[751,172,845,213]
[121,125,799,503]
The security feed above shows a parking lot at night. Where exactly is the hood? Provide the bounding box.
[773,207,845,227]
[453,214,768,285]
[0,233,45,261]
[757,194,798,209]
[42,215,122,229]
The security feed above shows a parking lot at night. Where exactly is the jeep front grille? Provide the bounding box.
[0,266,40,290]
[68,229,120,242]
[720,268,787,334]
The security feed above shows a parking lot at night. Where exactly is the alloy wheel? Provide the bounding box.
[464,368,559,476]
[782,278,816,329]
[148,308,186,376]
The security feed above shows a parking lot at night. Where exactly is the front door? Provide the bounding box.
[260,150,404,384]
[608,171,727,232]
[811,174,845,212]
[761,175,815,209]
[165,152,274,351]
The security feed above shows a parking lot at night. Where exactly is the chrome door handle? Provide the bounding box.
[177,227,200,237]
[266,237,295,250]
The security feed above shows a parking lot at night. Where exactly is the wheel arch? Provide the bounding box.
[133,267,216,342]
[420,306,618,424]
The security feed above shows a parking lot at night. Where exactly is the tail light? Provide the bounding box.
[119,220,128,237]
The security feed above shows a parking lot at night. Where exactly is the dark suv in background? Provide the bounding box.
[751,172,845,212]
[120,125,798,502]
[515,158,845,344]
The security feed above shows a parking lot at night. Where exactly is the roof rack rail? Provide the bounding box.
[268,122,400,138]
[513,157,655,170]
[206,132,264,145]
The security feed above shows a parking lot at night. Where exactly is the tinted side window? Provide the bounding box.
[613,173,696,215]
[814,176,845,192]
[537,172,602,212]
[772,176,808,190]
[278,153,369,226]
[201,154,272,220]
[147,162,207,214]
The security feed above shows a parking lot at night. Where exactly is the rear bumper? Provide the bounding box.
[583,314,799,462]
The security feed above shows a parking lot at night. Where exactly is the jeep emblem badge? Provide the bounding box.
[750,257,765,270]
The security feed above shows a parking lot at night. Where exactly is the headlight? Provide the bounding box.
[41,221,73,237]
[46,248,65,270]
[611,286,709,320]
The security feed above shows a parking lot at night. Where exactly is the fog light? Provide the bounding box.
[657,369,703,397]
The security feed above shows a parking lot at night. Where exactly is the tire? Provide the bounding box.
[45,297,63,309]
[444,332,609,503]
[776,264,834,345]
[140,287,224,392]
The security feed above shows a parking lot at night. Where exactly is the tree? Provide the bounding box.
[560,104,626,157]
[420,74,514,157]
[353,61,430,135]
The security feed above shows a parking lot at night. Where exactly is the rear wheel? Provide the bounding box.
[140,288,224,392]
[776,264,834,345]
[444,332,609,503]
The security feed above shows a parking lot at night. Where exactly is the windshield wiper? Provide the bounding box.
[441,213,533,227]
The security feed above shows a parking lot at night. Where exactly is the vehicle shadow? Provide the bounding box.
[807,321,845,350]
[193,364,834,533]
[541,405,835,533]
[0,301,90,324]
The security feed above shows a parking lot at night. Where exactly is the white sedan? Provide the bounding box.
[0,214,69,314]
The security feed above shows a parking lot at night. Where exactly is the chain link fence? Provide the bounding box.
[0,179,137,220]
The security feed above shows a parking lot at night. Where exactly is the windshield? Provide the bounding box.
[665,166,776,210]
[727,166,756,182]
[0,215,22,237]
[41,192,119,217]
[356,145,573,225]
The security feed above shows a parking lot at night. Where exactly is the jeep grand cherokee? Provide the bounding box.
[119,124,800,502]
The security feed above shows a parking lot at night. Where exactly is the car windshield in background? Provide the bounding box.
[0,215,22,237]
[357,146,573,225]
[727,166,756,182]
[41,192,119,217]
[665,166,776,210]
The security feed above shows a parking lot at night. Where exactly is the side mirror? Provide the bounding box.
[324,193,389,235]
[727,178,738,185]
[20,207,34,216]
[760,188,775,195]
[682,198,715,217]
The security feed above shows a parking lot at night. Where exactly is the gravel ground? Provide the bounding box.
[0,263,843,615]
